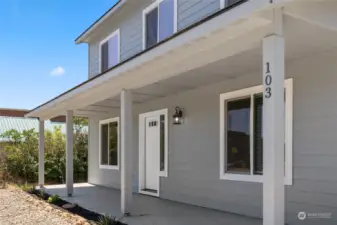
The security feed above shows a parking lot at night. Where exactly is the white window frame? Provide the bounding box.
[219,78,293,185]
[99,117,120,170]
[98,29,120,73]
[142,0,178,50]
[220,0,240,9]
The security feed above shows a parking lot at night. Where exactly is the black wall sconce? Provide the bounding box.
[173,107,183,125]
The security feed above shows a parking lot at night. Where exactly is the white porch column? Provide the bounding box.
[38,119,45,187]
[120,90,133,214]
[66,110,74,197]
[262,9,285,225]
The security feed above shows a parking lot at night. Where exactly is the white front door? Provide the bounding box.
[144,115,160,192]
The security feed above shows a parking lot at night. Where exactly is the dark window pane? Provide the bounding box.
[109,122,118,166]
[226,98,250,174]
[253,94,263,175]
[160,115,165,171]
[101,42,109,72]
[108,34,119,67]
[146,8,158,49]
[159,0,174,41]
[101,124,108,165]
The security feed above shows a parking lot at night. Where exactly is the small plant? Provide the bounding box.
[97,214,122,225]
[47,194,60,203]
[38,190,45,199]
[19,182,35,192]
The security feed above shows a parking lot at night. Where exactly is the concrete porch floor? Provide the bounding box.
[43,183,262,225]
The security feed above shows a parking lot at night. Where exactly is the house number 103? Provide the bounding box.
[265,62,272,98]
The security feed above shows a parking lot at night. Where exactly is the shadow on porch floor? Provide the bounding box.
[43,183,262,225]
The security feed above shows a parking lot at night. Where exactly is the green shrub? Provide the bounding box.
[38,190,45,199]
[18,182,35,192]
[47,194,60,203]
[0,117,88,184]
[97,215,122,225]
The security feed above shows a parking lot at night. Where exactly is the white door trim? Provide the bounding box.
[138,108,168,197]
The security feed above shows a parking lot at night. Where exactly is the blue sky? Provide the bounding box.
[0,0,117,109]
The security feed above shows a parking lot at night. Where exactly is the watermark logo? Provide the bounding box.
[298,212,306,220]
[298,212,332,220]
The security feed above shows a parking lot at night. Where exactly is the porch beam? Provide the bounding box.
[120,90,133,214]
[66,110,74,197]
[262,8,285,225]
[38,119,45,187]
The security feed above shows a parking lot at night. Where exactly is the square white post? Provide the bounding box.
[38,119,45,187]
[121,90,133,214]
[66,110,74,197]
[262,9,285,225]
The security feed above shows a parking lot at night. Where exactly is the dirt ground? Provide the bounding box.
[0,187,90,225]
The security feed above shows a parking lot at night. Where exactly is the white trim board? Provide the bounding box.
[99,117,120,170]
[219,78,293,185]
[138,108,169,197]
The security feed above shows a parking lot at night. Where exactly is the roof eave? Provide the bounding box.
[75,0,126,44]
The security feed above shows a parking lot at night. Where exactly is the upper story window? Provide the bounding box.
[143,0,177,50]
[220,0,243,9]
[99,29,120,73]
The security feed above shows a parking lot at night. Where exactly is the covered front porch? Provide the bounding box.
[43,183,261,225]
[26,1,337,225]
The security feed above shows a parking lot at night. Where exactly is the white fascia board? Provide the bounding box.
[26,0,273,120]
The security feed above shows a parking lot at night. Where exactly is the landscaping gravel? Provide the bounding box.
[0,187,90,225]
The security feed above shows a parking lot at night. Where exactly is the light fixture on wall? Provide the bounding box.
[172,107,183,125]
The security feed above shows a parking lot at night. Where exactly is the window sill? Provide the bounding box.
[99,165,119,170]
[220,173,292,185]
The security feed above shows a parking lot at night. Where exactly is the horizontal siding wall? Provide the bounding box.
[178,0,220,31]
[88,0,154,78]
[88,0,221,79]
[284,50,337,225]
[88,50,337,224]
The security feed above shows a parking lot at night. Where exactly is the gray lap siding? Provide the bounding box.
[88,50,337,224]
[88,0,221,79]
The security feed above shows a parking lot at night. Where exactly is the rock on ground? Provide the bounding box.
[0,187,90,225]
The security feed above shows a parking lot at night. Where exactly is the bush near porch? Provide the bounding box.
[0,117,88,185]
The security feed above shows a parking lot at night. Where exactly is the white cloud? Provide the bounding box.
[50,66,65,77]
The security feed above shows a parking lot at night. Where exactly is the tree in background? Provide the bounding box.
[0,117,88,184]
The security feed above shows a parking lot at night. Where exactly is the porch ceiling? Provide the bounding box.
[26,0,337,119]
[76,14,337,118]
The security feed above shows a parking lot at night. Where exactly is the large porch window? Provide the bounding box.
[219,79,293,185]
[99,117,120,170]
